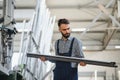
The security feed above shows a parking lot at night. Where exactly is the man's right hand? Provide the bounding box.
[40,56,46,61]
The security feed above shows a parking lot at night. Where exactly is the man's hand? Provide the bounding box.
[80,61,86,66]
[40,56,46,61]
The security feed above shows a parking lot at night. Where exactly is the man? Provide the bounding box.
[40,18,86,80]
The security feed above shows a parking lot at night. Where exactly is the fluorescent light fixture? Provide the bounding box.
[82,46,86,50]
[71,28,88,32]
[115,46,120,49]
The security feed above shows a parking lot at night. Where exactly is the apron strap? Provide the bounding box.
[57,39,60,54]
[69,37,75,55]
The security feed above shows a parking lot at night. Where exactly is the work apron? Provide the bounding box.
[53,38,78,80]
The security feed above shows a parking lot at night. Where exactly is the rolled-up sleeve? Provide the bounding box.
[72,38,84,58]
[71,38,84,68]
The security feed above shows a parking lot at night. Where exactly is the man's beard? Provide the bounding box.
[61,33,70,39]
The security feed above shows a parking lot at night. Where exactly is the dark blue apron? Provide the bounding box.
[53,38,78,80]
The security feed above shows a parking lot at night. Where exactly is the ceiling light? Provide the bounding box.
[71,28,88,32]
[82,46,86,50]
[115,46,120,49]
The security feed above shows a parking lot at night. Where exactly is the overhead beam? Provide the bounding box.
[47,5,113,9]
[46,0,113,9]
[0,5,113,9]
[101,0,118,50]
[55,19,108,22]
[97,1,120,26]
[102,22,117,50]
[54,30,120,33]
[80,0,114,37]
[54,31,105,33]
[12,18,108,23]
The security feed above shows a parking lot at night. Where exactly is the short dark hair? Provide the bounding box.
[58,18,70,27]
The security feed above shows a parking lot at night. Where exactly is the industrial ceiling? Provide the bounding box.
[0,0,120,52]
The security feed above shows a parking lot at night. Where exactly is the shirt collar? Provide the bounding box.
[61,37,72,41]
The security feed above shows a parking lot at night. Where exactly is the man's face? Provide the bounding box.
[59,24,71,38]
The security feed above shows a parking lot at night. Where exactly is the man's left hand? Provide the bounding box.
[80,61,86,66]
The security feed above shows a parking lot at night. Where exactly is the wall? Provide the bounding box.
[78,50,120,80]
